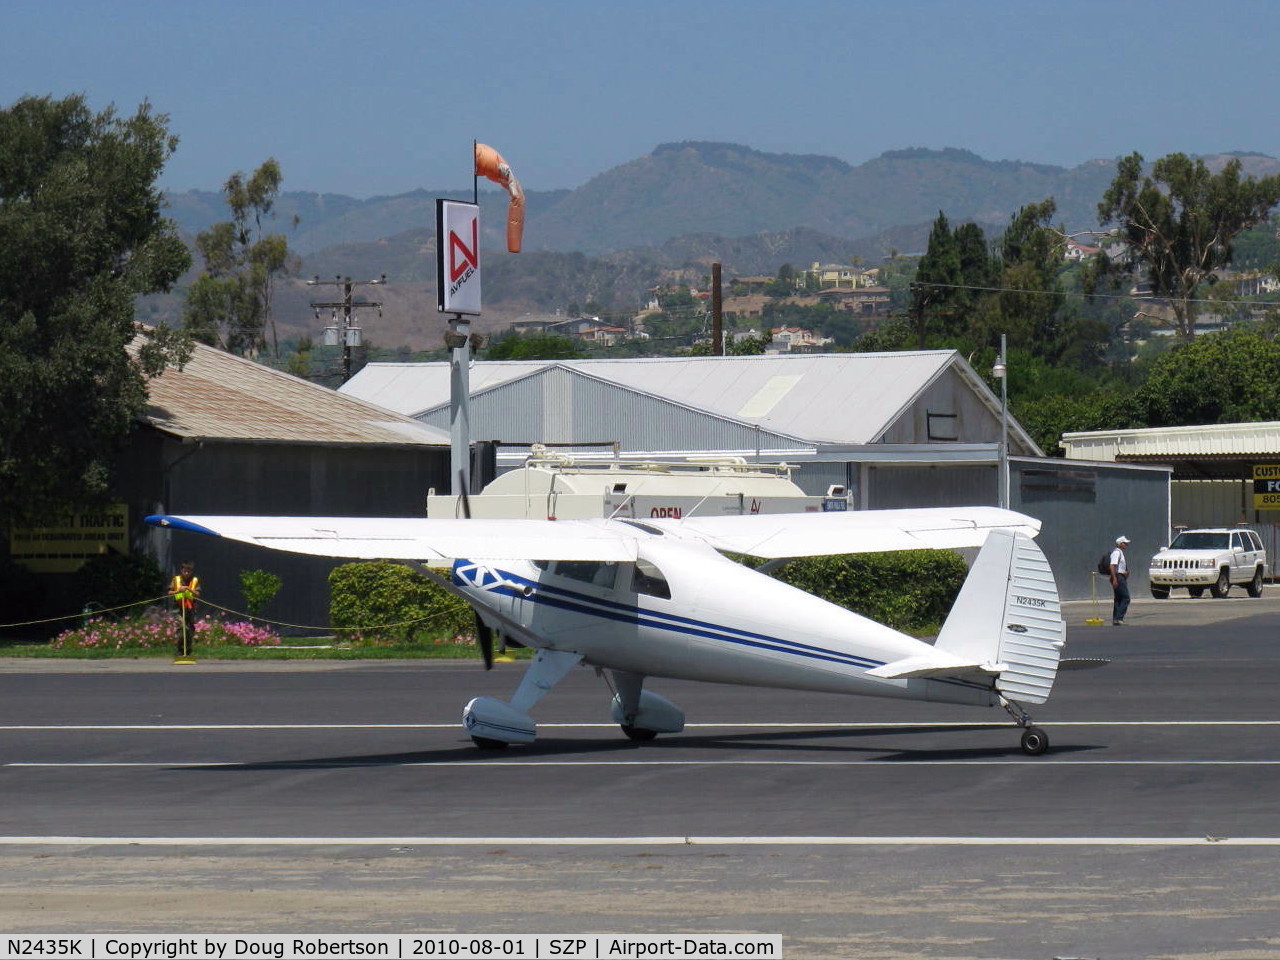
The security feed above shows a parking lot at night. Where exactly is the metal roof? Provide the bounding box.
[1062,422,1280,479]
[1063,422,1280,460]
[342,351,1037,450]
[136,338,449,447]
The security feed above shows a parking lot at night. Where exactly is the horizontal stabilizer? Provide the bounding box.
[866,654,1006,681]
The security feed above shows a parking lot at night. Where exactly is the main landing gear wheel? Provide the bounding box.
[621,725,658,742]
[471,736,509,750]
[1020,726,1049,756]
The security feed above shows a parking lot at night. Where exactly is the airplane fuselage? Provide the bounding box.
[454,540,996,709]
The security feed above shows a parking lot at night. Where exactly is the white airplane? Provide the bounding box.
[145,505,1078,755]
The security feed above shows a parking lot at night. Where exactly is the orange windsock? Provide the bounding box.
[474,142,525,253]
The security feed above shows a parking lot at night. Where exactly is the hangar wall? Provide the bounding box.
[1010,458,1170,602]
[423,366,811,455]
[126,435,450,632]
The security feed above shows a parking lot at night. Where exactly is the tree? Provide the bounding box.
[909,212,962,346]
[1135,328,1280,426]
[0,94,191,525]
[910,213,1002,348]
[182,159,295,358]
[1093,152,1280,340]
[990,199,1074,358]
[484,332,585,360]
[765,264,798,298]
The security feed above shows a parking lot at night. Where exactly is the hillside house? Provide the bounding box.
[768,327,833,352]
[806,262,878,289]
[511,315,628,345]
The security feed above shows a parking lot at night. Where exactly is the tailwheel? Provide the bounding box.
[1002,696,1050,757]
[1020,726,1049,756]
[621,725,658,742]
[471,736,509,750]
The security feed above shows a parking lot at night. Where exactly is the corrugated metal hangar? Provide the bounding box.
[343,352,1169,599]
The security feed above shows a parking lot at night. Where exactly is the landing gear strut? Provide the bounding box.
[1001,696,1049,756]
[607,670,684,742]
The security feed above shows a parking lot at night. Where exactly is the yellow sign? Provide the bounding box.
[1253,466,1280,510]
[9,504,129,573]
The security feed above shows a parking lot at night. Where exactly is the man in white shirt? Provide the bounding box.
[1109,535,1131,624]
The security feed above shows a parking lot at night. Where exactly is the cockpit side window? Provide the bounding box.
[632,558,671,599]
[552,560,618,589]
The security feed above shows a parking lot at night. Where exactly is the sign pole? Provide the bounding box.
[450,314,472,497]
[437,197,482,498]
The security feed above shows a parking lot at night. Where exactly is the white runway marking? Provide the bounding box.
[0,835,1276,847]
[8,759,1280,769]
[4,720,1280,731]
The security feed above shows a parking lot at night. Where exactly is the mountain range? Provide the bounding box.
[155,143,1280,351]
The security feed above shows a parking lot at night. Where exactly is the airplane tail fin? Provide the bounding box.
[932,529,1065,704]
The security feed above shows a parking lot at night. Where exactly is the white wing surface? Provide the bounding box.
[146,505,1038,563]
[146,515,639,562]
[646,506,1040,559]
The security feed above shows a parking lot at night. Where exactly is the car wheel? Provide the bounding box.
[1150,585,1170,599]
[1210,567,1231,598]
[1247,567,1264,598]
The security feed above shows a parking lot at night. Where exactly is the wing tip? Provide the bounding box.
[144,514,223,538]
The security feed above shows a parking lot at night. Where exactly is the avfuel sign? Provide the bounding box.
[1253,464,1280,509]
[436,199,481,315]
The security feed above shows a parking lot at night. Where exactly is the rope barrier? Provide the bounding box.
[0,594,463,635]
[192,597,460,635]
[0,594,171,630]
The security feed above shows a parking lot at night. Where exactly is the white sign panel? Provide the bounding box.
[436,198,481,315]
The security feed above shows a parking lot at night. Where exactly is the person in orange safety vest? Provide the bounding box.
[169,560,200,657]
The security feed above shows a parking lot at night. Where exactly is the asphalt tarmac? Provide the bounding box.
[2,592,1279,959]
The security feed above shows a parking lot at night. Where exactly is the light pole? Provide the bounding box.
[992,333,1009,509]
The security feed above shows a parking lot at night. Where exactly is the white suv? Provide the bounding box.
[1148,528,1268,599]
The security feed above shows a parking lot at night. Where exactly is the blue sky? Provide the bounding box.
[5,0,1278,198]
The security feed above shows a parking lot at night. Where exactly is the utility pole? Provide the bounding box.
[711,262,723,355]
[308,275,386,384]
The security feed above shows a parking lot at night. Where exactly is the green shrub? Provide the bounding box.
[328,561,472,642]
[239,568,282,616]
[769,550,969,633]
[72,552,166,613]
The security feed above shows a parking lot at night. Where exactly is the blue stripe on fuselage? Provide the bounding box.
[452,561,920,677]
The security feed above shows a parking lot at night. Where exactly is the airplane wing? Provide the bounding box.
[145,514,639,562]
[146,506,1038,564]
[645,506,1040,559]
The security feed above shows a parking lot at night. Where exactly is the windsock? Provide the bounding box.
[474,142,525,253]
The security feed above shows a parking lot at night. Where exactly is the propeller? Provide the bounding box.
[459,470,494,670]
[475,614,495,671]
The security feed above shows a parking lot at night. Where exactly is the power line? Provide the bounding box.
[910,279,1279,309]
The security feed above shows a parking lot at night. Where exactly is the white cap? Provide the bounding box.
[1116,535,1131,544]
